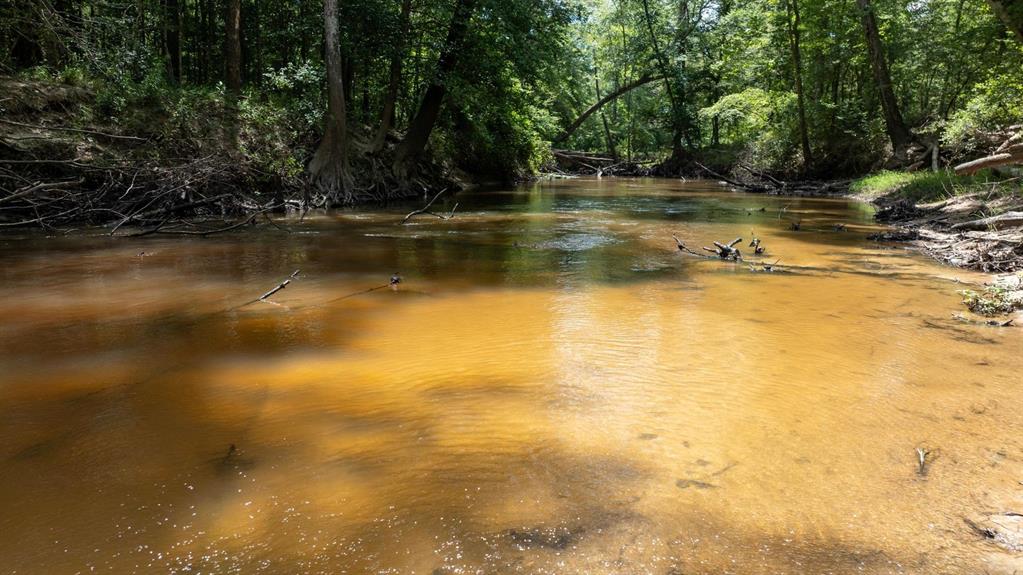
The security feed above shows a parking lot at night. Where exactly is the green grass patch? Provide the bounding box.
[850,169,1020,203]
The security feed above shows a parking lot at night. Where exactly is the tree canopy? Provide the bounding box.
[1,0,1021,189]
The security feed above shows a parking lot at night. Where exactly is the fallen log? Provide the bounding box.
[552,150,616,163]
[951,211,1023,231]
[954,149,1023,175]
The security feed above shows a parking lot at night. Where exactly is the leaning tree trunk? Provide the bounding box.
[309,0,351,200]
[856,0,913,156]
[986,0,1023,44]
[553,73,663,144]
[392,0,476,178]
[372,0,413,152]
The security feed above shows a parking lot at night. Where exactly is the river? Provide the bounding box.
[1,177,1021,574]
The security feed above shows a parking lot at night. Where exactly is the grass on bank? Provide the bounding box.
[850,169,1022,203]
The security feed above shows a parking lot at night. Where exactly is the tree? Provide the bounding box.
[785,0,812,165]
[372,0,413,152]
[855,0,914,155]
[392,0,477,177]
[309,0,351,198]
[986,0,1023,44]
[225,0,242,92]
[164,0,182,83]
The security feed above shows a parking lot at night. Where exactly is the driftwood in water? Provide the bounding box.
[260,270,301,300]
[673,234,743,261]
[400,188,456,224]
[916,446,934,476]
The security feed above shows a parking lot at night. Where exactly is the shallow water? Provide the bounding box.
[1,178,1021,574]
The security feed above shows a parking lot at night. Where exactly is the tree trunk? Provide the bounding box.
[224,0,242,93]
[855,0,913,155]
[786,0,812,166]
[309,0,351,200]
[986,0,1023,44]
[392,0,477,177]
[553,73,663,144]
[372,0,413,152]
[596,76,618,161]
[164,0,182,83]
[641,0,689,169]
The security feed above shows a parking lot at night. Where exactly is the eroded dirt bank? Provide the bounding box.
[869,191,1023,322]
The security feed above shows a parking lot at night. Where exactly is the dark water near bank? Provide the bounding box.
[1,178,1021,574]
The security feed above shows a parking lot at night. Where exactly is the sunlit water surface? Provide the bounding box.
[1,178,1021,574]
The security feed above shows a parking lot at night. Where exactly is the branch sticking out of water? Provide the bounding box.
[260,270,301,301]
[916,446,935,476]
[400,188,455,224]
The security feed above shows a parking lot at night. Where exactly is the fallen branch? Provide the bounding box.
[738,164,786,187]
[673,234,744,260]
[260,270,301,301]
[672,234,715,258]
[0,118,148,142]
[400,187,451,224]
[954,148,1023,175]
[695,162,767,192]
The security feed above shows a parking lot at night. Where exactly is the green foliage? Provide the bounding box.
[699,88,798,170]
[960,283,1020,316]
[5,0,1023,182]
[944,68,1023,152]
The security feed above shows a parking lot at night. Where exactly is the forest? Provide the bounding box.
[4,3,1023,573]
[0,0,1021,218]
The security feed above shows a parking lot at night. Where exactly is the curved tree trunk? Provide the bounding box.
[553,73,663,145]
[309,0,351,200]
[392,0,476,178]
[856,0,913,156]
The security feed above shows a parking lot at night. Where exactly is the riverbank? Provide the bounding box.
[0,75,466,232]
[850,170,1023,321]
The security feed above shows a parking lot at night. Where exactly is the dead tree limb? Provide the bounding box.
[400,188,451,224]
[0,119,148,142]
[260,270,302,300]
[673,234,715,258]
[695,162,767,192]
[738,164,786,187]
[954,147,1023,175]
[673,234,744,260]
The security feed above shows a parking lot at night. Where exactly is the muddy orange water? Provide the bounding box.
[1,178,1021,574]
